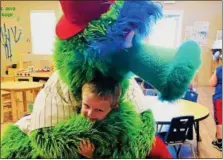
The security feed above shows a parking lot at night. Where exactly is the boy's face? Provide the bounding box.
[81,93,112,122]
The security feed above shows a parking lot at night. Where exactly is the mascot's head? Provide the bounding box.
[54,0,200,101]
[53,0,162,100]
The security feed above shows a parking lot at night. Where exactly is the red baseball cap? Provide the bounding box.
[56,0,114,40]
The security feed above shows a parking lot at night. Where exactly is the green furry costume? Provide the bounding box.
[1,1,201,158]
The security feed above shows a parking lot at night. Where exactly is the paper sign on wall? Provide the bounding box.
[184,21,209,46]
[194,21,209,32]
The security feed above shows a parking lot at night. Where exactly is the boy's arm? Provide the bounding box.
[209,71,217,87]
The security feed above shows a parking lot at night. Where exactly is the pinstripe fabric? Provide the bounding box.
[126,78,148,113]
[16,72,148,134]
[16,72,79,134]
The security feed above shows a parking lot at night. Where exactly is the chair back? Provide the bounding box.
[144,89,157,96]
[165,116,194,144]
[183,90,198,102]
[143,82,153,89]
[135,77,143,85]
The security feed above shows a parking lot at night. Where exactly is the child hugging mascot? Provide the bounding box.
[1,0,201,159]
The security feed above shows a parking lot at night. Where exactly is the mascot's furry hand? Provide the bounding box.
[112,40,201,101]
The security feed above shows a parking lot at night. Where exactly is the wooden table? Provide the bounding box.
[143,96,209,150]
[1,82,43,121]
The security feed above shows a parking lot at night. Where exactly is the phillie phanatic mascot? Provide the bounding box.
[1,0,201,158]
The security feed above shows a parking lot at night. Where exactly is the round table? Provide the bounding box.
[144,96,209,123]
[1,82,43,121]
[143,96,209,147]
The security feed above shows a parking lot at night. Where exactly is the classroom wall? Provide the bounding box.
[1,1,222,86]
[1,1,61,74]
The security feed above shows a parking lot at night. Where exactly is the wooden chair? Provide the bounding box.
[1,91,12,123]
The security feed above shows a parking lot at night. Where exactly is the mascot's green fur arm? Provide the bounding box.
[1,101,155,159]
[1,125,39,158]
[112,40,201,101]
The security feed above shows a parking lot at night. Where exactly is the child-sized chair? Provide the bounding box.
[183,90,198,102]
[157,116,196,158]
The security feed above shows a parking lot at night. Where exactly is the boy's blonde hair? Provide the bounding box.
[82,74,121,108]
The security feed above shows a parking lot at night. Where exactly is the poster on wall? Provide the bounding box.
[0,6,22,61]
[184,21,209,46]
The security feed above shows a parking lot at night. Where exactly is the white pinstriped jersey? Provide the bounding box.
[16,71,148,134]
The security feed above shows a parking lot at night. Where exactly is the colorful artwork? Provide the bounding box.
[0,23,22,60]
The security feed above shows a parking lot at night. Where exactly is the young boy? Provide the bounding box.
[65,73,170,158]
[78,75,121,158]
[79,75,171,158]
[209,50,222,151]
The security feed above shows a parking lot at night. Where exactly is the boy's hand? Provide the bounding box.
[78,139,95,158]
